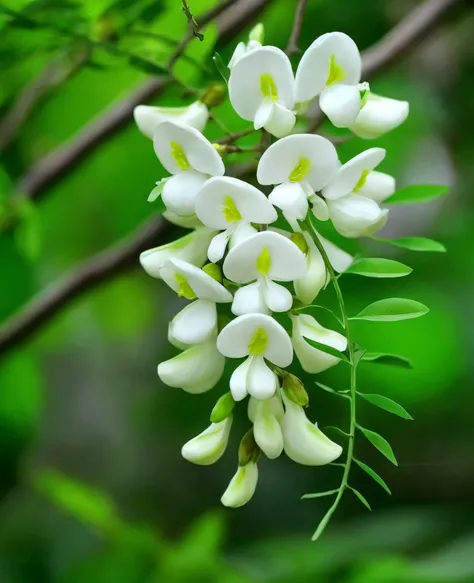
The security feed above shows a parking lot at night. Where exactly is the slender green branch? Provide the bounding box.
[304,216,358,541]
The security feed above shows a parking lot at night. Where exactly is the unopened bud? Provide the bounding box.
[210,392,235,423]
[249,23,264,44]
[282,373,309,407]
[202,262,222,282]
[201,82,227,108]
[238,429,261,466]
[212,143,227,156]
[290,232,309,254]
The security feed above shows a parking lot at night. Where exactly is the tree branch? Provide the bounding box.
[286,0,308,56]
[0,0,464,357]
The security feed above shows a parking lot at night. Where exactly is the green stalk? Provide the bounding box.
[304,217,358,541]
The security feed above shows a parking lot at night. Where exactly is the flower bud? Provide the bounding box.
[133,101,208,138]
[290,231,309,254]
[210,392,235,423]
[253,398,284,459]
[249,23,264,44]
[238,429,260,466]
[182,417,232,465]
[282,373,309,407]
[221,462,258,508]
[349,93,409,139]
[201,82,227,108]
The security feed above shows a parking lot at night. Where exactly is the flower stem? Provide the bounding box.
[304,217,358,541]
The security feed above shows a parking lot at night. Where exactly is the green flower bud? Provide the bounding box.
[202,262,222,282]
[290,232,309,254]
[249,22,264,44]
[210,392,235,423]
[212,143,227,157]
[201,82,227,108]
[282,373,309,407]
[238,428,261,466]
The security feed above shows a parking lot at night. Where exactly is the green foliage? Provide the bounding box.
[351,298,429,322]
[358,393,413,420]
[387,184,449,204]
[213,52,229,83]
[349,486,372,511]
[361,352,413,369]
[346,258,412,278]
[301,489,339,500]
[374,236,446,252]
[359,427,398,466]
[303,337,350,362]
[354,459,391,495]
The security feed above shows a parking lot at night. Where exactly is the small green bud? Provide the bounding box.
[249,22,264,44]
[212,143,227,156]
[282,373,309,407]
[294,101,310,116]
[290,232,309,254]
[210,392,235,423]
[200,82,227,108]
[202,262,222,282]
[238,429,261,466]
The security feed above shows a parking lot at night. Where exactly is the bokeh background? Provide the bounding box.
[1,0,474,581]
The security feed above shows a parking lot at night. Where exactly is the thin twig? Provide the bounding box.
[286,0,308,56]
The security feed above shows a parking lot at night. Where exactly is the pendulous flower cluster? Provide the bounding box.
[135,30,409,508]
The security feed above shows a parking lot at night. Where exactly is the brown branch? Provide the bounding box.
[0,0,463,357]
[286,0,308,56]
[15,0,272,204]
[307,0,462,132]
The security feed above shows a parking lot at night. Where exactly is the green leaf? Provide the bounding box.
[354,459,391,495]
[361,352,413,369]
[325,426,351,438]
[386,184,449,204]
[212,52,229,83]
[315,381,351,399]
[349,487,372,510]
[14,198,41,261]
[311,504,334,542]
[129,56,167,76]
[304,338,350,362]
[358,393,413,420]
[346,258,412,278]
[351,298,429,322]
[374,236,446,252]
[302,489,339,500]
[359,427,398,466]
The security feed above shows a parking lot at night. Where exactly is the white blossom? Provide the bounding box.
[195,176,277,263]
[295,32,365,128]
[153,121,224,217]
[281,392,343,466]
[217,313,293,401]
[291,313,347,374]
[133,101,208,138]
[251,396,284,459]
[223,231,307,315]
[161,258,232,345]
[221,462,258,508]
[350,93,409,139]
[181,417,232,465]
[229,46,296,138]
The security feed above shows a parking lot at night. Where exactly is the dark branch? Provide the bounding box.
[286,0,308,56]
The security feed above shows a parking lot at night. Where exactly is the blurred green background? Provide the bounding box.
[1,0,473,581]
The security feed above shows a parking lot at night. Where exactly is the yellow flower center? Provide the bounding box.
[256,247,271,275]
[174,273,196,300]
[353,169,370,192]
[170,141,190,171]
[260,73,278,101]
[326,55,346,86]
[222,196,242,223]
[248,327,268,355]
[289,156,312,182]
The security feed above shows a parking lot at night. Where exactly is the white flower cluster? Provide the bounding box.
[135,31,408,508]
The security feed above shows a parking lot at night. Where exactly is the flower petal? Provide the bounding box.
[294,233,327,305]
[295,32,361,103]
[181,417,232,465]
[163,210,203,228]
[349,93,409,139]
[229,357,251,401]
[327,194,383,238]
[223,231,307,284]
[253,398,284,459]
[134,101,208,138]
[208,230,231,263]
[320,234,353,272]
[320,84,361,128]
[228,41,246,68]
[356,170,395,203]
[169,299,217,345]
[248,394,284,423]
[269,183,309,220]
[322,148,386,200]
[254,100,274,130]
[221,462,258,508]
[231,282,269,316]
[310,195,330,221]
[247,355,278,400]
[263,101,296,138]
[162,170,208,217]
[153,121,224,176]
[261,279,293,312]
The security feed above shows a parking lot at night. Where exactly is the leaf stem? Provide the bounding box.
[304,217,358,541]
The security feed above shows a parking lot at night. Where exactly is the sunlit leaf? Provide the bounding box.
[361,352,413,369]
[386,184,449,204]
[304,338,350,362]
[14,198,41,262]
[346,258,412,278]
[349,487,372,510]
[359,427,398,466]
[351,298,429,322]
[374,236,446,252]
[302,489,339,500]
[358,393,413,420]
[354,459,391,495]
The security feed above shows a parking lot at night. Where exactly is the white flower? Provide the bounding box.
[139,227,216,278]
[217,313,293,401]
[294,231,353,305]
[153,121,224,216]
[257,134,339,229]
[228,39,262,68]
[349,93,409,139]
[161,258,232,345]
[281,392,343,466]
[221,462,258,508]
[251,396,284,459]
[295,32,365,128]
[228,46,296,138]
[162,210,203,229]
[321,148,393,238]
[291,313,347,374]
[134,101,208,138]
[181,417,232,465]
[158,336,225,393]
[223,231,307,315]
[195,176,277,263]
